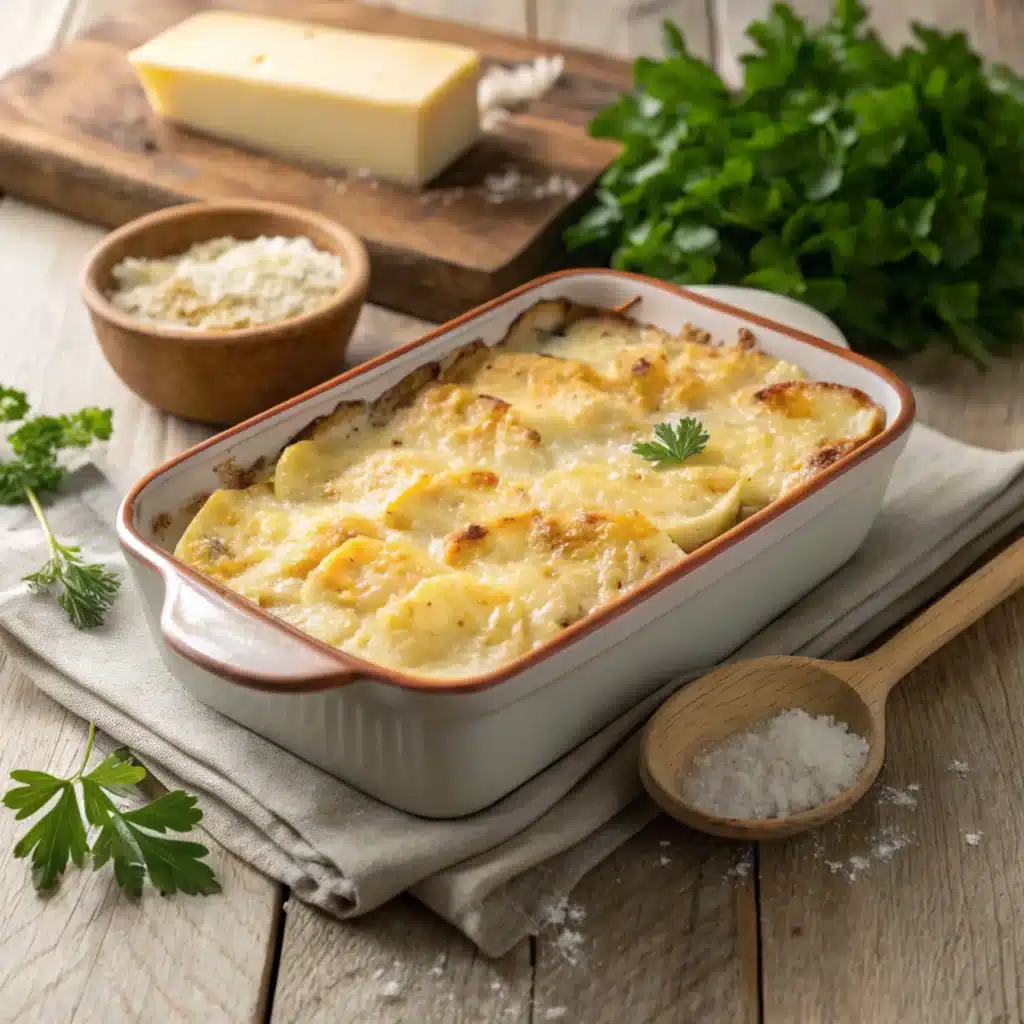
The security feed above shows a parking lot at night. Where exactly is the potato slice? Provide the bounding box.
[535,462,743,552]
[384,469,531,534]
[368,574,532,676]
[300,535,446,613]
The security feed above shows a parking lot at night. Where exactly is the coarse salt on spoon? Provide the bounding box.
[640,535,1024,841]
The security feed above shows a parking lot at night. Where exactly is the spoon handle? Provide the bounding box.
[850,534,1024,706]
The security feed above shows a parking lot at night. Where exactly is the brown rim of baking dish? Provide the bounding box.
[117,268,916,695]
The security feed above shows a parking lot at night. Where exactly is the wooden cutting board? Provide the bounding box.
[0,0,631,321]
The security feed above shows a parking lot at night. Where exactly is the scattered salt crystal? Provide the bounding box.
[372,967,385,981]
[847,854,871,878]
[658,855,672,866]
[726,851,753,880]
[543,897,568,926]
[872,833,910,861]
[545,1009,569,1021]
[555,929,584,965]
[281,898,291,913]
[428,953,447,977]
[542,896,584,927]
[880,785,919,808]
[823,827,911,880]
[478,55,564,128]
[949,759,970,778]
[380,980,402,999]
[491,981,503,991]
[964,831,983,846]
[682,709,869,819]
[481,167,580,205]
[541,898,587,965]
[481,108,511,131]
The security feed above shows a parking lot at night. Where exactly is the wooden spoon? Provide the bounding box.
[639,535,1024,841]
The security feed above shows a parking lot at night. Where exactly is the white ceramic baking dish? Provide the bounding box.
[117,269,914,818]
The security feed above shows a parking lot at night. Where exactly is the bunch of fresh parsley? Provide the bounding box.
[1,385,121,626]
[566,0,1024,362]
[4,723,220,896]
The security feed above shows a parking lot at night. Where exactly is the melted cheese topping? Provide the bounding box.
[175,300,886,679]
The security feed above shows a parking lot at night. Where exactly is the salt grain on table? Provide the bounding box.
[543,897,585,927]
[682,708,870,819]
[726,851,753,880]
[824,827,911,881]
[880,784,919,808]
[555,929,584,965]
[949,758,970,778]
[964,831,983,846]
[544,1009,569,1021]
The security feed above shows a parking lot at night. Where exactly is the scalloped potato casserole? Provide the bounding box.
[175,299,885,678]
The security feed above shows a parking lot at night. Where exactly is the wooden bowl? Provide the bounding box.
[82,200,370,426]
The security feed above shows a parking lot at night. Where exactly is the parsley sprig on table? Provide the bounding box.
[566,0,1024,363]
[632,417,710,467]
[3,722,221,897]
[1,385,121,627]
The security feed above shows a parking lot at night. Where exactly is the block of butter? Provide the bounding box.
[128,11,482,188]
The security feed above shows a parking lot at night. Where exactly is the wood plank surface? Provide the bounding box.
[710,0,1024,1020]
[758,593,1024,1023]
[0,0,629,322]
[536,0,713,60]
[0,0,75,73]
[532,817,758,1024]
[0,11,282,1020]
[0,650,281,1024]
[712,0,1024,87]
[272,896,533,1024]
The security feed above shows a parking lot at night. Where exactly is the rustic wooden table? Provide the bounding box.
[2,1,1023,1021]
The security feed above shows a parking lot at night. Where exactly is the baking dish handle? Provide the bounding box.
[159,574,356,689]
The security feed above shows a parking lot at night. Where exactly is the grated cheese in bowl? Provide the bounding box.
[108,235,346,331]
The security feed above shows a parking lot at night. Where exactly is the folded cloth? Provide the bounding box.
[3,419,1023,956]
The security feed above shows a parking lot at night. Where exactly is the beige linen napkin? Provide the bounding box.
[3,423,1024,957]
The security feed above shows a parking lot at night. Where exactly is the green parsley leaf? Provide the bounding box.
[11,784,88,891]
[1,389,120,625]
[0,386,29,422]
[23,537,121,629]
[3,770,68,819]
[566,0,1024,362]
[3,723,221,898]
[632,418,710,467]
[84,751,148,790]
